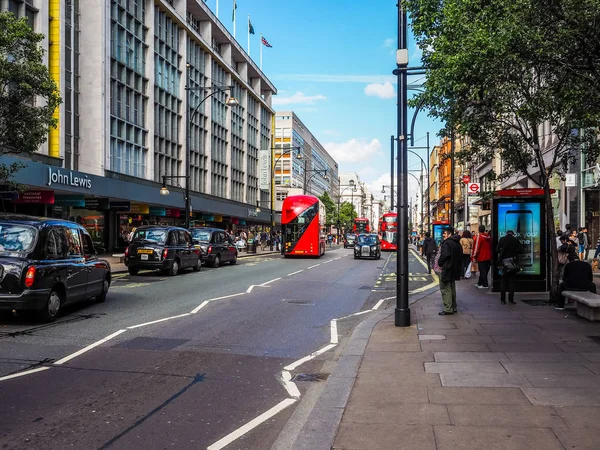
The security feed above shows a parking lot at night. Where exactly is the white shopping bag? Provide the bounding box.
[465,262,472,279]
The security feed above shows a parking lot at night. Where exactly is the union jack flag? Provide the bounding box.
[261,36,273,48]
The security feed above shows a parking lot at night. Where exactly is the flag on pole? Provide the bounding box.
[248,17,255,35]
[261,36,273,48]
[232,0,237,22]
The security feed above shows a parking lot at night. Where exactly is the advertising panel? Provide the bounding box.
[496,202,541,276]
[432,223,447,248]
[259,150,271,191]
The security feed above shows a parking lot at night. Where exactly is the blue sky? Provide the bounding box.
[207,0,443,201]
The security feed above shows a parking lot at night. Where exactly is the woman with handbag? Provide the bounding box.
[496,230,523,305]
[460,230,474,278]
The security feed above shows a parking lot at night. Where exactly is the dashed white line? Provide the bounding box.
[372,299,386,310]
[306,264,321,269]
[126,313,191,330]
[284,343,337,372]
[260,277,282,286]
[322,260,333,264]
[246,285,256,293]
[287,270,304,276]
[191,300,210,314]
[54,329,127,365]
[207,398,297,450]
[330,319,338,344]
[190,293,246,313]
[0,367,50,382]
[280,371,301,398]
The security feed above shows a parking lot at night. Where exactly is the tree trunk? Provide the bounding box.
[543,184,559,303]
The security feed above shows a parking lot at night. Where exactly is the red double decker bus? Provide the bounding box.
[353,218,371,233]
[282,195,326,257]
[379,212,398,251]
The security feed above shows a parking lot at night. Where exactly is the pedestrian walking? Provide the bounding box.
[578,226,589,260]
[556,254,597,310]
[460,230,474,278]
[497,230,523,305]
[421,231,437,274]
[438,227,463,315]
[327,233,333,248]
[472,225,493,289]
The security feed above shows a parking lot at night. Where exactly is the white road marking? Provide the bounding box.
[54,329,127,365]
[0,367,50,382]
[246,285,256,293]
[126,313,191,330]
[260,277,282,286]
[287,270,304,276]
[190,293,246,314]
[280,371,301,398]
[191,301,210,314]
[353,310,371,316]
[330,319,338,344]
[284,343,337,372]
[372,299,386,310]
[306,264,321,269]
[207,398,297,450]
[410,280,439,294]
[322,260,333,264]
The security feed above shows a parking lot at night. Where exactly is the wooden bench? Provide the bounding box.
[562,291,600,321]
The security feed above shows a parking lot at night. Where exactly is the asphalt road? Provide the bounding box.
[0,246,435,450]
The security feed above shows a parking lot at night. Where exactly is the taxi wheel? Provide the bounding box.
[40,290,61,323]
[212,255,220,268]
[230,255,237,265]
[192,258,201,272]
[169,259,180,276]
[96,277,110,303]
[128,267,139,276]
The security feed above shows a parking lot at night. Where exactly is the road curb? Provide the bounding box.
[285,287,436,450]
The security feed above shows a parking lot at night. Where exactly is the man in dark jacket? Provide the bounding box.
[438,227,463,315]
[556,255,596,310]
[421,231,437,274]
[472,225,493,289]
[496,230,523,304]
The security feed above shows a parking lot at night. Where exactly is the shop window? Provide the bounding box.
[66,228,82,256]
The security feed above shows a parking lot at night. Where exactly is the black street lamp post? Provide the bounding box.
[302,159,329,195]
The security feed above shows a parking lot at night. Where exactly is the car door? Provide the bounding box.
[179,230,193,268]
[62,227,89,303]
[81,230,104,298]
[168,230,181,265]
[224,232,237,261]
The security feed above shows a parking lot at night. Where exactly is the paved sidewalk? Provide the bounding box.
[292,275,600,450]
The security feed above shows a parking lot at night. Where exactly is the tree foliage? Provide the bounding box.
[405,0,600,300]
[318,191,337,226]
[338,201,357,230]
[0,12,61,159]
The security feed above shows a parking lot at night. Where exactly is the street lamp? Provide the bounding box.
[168,64,239,229]
[302,159,329,195]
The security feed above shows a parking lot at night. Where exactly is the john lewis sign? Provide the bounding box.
[48,167,92,189]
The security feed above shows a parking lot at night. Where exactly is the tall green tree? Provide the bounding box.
[318,191,337,226]
[0,12,61,183]
[405,0,600,301]
[338,201,357,231]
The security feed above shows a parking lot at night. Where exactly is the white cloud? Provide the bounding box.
[382,38,395,48]
[323,129,341,136]
[365,173,421,202]
[324,138,383,163]
[364,81,396,99]
[272,91,327,106]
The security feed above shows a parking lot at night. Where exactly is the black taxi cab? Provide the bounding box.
[0,216,111,322]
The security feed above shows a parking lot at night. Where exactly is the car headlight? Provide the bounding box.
[371,245,377,250]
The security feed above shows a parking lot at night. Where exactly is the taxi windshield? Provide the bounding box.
[0,225,36,252]
[191,230,211,242]
[357,235,377,245]
[133,229,167,245]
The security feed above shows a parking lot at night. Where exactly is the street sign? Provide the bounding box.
[462,175,471,184]
[565,173,576,187]
[467,183,480,194]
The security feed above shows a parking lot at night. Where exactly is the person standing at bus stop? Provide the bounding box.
[438,227,463,315]
[422,232,437,274]
[472,224,493,289]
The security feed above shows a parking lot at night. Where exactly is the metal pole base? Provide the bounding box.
[395,307,411,327]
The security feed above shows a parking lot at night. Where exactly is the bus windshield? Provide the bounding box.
[284,202,318,242]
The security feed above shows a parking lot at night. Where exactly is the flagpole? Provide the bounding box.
[247,15,250,55]
[260,33,263,70]
[216,0,219,18]
[233,0,236,38]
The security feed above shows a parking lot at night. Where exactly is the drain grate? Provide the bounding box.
[292,373,329,382]
[521,299,551,307]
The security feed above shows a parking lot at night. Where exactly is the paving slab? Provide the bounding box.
[439,372,533,388]
[359,358,426,373]
[440,334,495,343]
[433,425,564,450]
[365,342,422,352]
[504,352,588,363]
[416,328,480,336]
[427,387,531,405]
[522,387,600,406]
[581,352,600,362]
[447,404,567,428]
[343,402,451,425]
[553,406,600,428]
[357,370,441,387]
[418,334,446,341]
[348,380,429,404]
[501,362,595,375]
[334,423,436,450]
[524,373,600,388]
[425,362,508,374]
[489,335,541,344]
[421,342,491,352]
[553,428,600,450]
[584,363,600,374]
[433,352,509,362]
[487,343,561,352]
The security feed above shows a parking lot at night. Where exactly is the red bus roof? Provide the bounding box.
[381,212,397,217]
[282,195,320,224]
[354,217,369,221]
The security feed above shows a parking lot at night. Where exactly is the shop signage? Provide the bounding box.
[565,173,577,187]
[14,190,55,204]
[214,215,223,222]
[166,209,180,218]
[85,198,109,210]
[110,201,131,211]
[202,214,214,221]
[248,208,258,218]
[47,167,92,189]
[467,183,480,194]
[259,149,271,191]
[149,206,166,216]
[129,203,149,214]
[0,192,18,200]
[496,188,555,197]
[54,195,86,207]
[462,175,471,184]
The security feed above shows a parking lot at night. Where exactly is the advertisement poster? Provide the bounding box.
[496,202,541,275]
[433,224,446,248]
